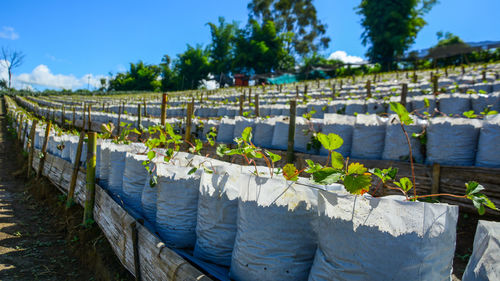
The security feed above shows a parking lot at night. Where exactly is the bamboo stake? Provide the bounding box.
[83,132,96,225]
[401,83,408,107]
[66,131,85,209]
[161,93,167,126]
[27,119,38,178]
[286,99,297,164]
[37,121,51,179]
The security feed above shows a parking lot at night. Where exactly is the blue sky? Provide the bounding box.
[1,0,499,90]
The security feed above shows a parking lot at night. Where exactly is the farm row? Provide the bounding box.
[5,92,499,281]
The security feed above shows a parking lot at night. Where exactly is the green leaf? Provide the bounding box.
[465,181,484,196]
[242,127,252,143]
[312,167,342,185]
[344,173,371,195]
[394,177,413,192]
[188,167,197,175]
[347,163,367,175]
[317,133,343,151]
[265,150,281,163]
[331,151,344,169]
[147,150,156,161]
[216,144,228,157]
[283,163,299,181]
[305,159,322,174]
[149,175,158,187]
[424,98,430,108]
[390,102,413,125]
[463,110,477,119]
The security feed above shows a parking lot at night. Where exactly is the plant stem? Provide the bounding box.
[410,193,466,200]
[399,122,416,197]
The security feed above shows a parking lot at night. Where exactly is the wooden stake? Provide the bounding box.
[255,94,260,117]
[431,163,441,199]
[366,80,372,98]
[66,131,85,209]
[87,105,92,131]
[286,99,297,164]
[27,119,38,178]
[83,132,97,225]
[184,99,194,143]
[331,84,336,100]
[239,94,244,116]
[432,75,439,96]
[401,83,408,107]
[160,93,167,126]
[37,121,51,179]
[137,103,142,129]
[117,102,123,135]
[61,104,66,129]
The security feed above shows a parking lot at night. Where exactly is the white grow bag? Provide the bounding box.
[308,192,459,281]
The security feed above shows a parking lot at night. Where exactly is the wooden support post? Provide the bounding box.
[27,119,38,178]
[160,93,167,126]
[431,163,441,198]
[87,105,92,131]
[61,104,66,129]
[296,85,299,99]
[184,99,194,143]
[461,65,465,75]
[445,67,448,77]
[66,131,85,209]
[37,121,51,179]
[18,114,24,141]
[286,99,297,164]
[331,84,336,100]
[432,75,439,96]
[482,70,486,82]
[72,107,76,127]
[239,94,244,116]
[81,104,86,131]
[316,78,320,88]
[130,222,141,281]
[304,84,308,97]
[366,80,371,98]
[143,98,148,118]
[413,72,418,83]
[255,94,260,117]
[137,103,142,129]
[401,83,408,107]
[340,79,343,90]
[83,132,97,225]
[22,119,29,149]
[117,102,122,135]
[248,88,252,106]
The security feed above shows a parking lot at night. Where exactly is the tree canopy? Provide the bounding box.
[108,61,161,91]
[173,44,210,90]
[248,0,330,57]
[357,0,437,70]
[207,17,238,76]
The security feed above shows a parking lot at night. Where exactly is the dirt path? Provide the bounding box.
[0,101,95,280]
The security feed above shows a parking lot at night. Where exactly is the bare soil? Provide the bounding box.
[0,99,133,281]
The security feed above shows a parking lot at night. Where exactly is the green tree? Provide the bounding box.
[109,61,161,91]
[207,17,238,76]
[174,44,210,90]
[159,55,179,91]
[248,0,330,57]
[233,20,294,75]
[357,0,437,70]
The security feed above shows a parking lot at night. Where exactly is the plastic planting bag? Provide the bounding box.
[233,116,255,140]
[122,153,149,214]
[193,164,241,266]
[156,163,203,249]
[98,141,111,188]
[345,100,366,115]
[230,174,319,281]
[308,192,459,281]
[438,93,471,115]
[475,114,500,167]
[366,99,387,114]
[253,118,276,148]
[382,115,427,163]
[271,117,290,150]
[320,114,355,157]
[350,114,387,160]
[411,95,436,115]
[60,136,71,161]
[108,143,145,199]
[462,220,500,281]
[426,117,481,166]
[470,92,500,113]
[216,118,236,144]
[294,117,322,154]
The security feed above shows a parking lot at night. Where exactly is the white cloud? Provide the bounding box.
[3,64,108,90]
[328,50,365,64]
[0,26,19,40]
